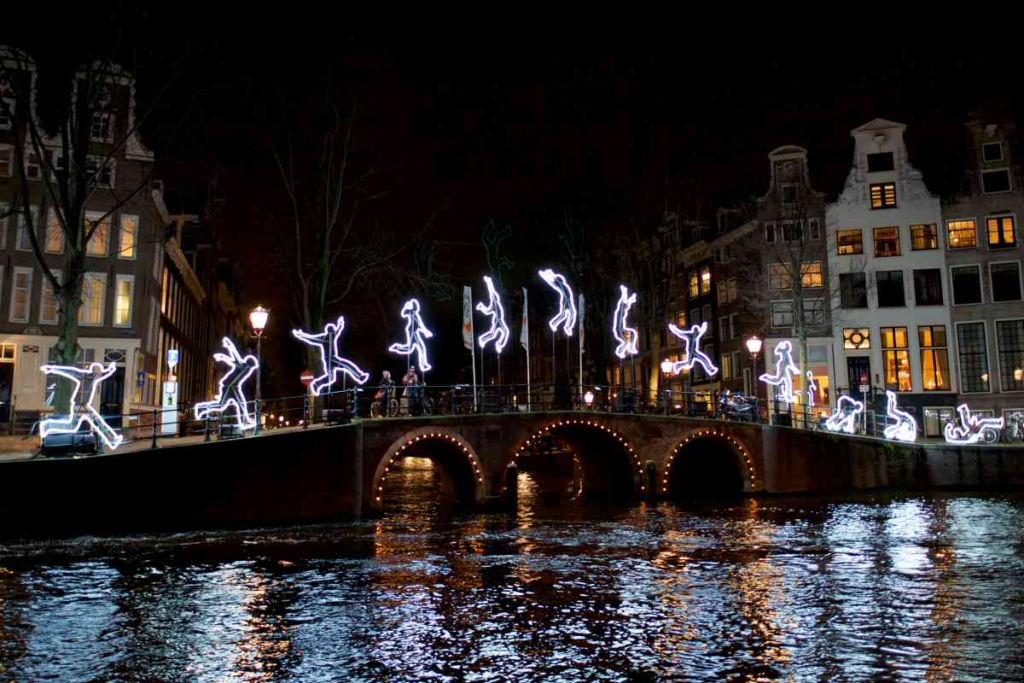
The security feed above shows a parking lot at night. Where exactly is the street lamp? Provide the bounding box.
[746,336,763,422]
[249,305,269,433]
[584,390,594,408]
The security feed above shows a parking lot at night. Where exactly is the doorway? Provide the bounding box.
[0,362,13,423]
[101,366,125,429]
[847,356,871,403]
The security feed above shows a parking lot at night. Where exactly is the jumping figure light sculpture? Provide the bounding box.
[667,321,718,376]
[476,275,509,353]
[824,395,864,434]
[388,298,434,372]
[292,316,369,395]
[538,268,577,336]
[194,337,260,431]
[758,340,801,403]
[943,404,1005,445]
[612,285,639,359]
[39,362,124,450]
[882,390,918,443]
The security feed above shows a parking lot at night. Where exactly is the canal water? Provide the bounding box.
[2,457,1023,682]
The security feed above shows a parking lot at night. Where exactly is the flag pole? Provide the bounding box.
[522,287,531,411]
[578,293,584,402]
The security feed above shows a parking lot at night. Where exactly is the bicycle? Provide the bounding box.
[370,390,398,418]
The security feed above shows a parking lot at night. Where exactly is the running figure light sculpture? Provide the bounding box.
[538,268,577,336]
[943,404,1005,445]
[388,298,434,372]
[292,316,370,395]
[476,275,510,353]
[612,285,639,359]
[666,321,719,376]
[824,395,864,435]
[194,337,260,431]
[39,362,124,450]
[882,390,918,443]
[759,340,801,403]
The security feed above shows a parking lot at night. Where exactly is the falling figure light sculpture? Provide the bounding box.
[882,390,918,443]
[758,340,801,403]
[824,395,864,434]
[667,321,719,376]
[39,362,123,450]
[944,404,1005,445]
[388,298,434,372]
[476,276,510,353]
[612,285,639,359]
[292,316,370,395]
[538,268,577,336]
[194,337,260,431]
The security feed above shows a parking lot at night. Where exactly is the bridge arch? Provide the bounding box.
[662,427,761,497]
[370,427,486,513]
[509,418,646,499]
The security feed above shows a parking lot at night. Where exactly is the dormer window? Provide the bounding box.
[982,142,1003,163]
[90,112,113,142]
[867,152,894,173]
[870,182,897,209]
[982,169,1011,194]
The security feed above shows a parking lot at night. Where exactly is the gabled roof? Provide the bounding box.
[768,145,807,159]
[851,118,906,134]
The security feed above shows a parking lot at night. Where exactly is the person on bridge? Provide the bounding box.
[403,366,422,416]
[376,370,394,418]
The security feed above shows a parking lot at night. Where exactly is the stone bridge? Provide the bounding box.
[3,411,1023,537]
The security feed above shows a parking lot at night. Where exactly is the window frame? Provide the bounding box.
[995,317,1024,393]
[950,264,984,306]
[870,182,897,209]
[843,327,871,350]
[946,218,978,249]
[90,111,114,143]
[867,151,895,173]
[118,214,138,260]
[982,141,1004,163]
[0,201,8,250]
[84,211,110,257]
[770,300,793,328]
[809,218,821,241]
[837,228,863,255]
[875,270,906,308]
[14,206,37,252]
[113,273,135,328]
[918,325,951,392]
[44,208,64,254]
[839,272,868,309]
[873,226,901,257]
[0,143,12,178]
[990,260,1023,303]
[78,271,108,327]
[0,96,14,131]
[700,266,711,295]
[768,262,791,290]
[800,261,823,288]
[912,268,944,307]
[85,155,116,189]
[986,214,1017,250]
[880,326,913,392]
[9,266,34,323]
[982,168,1012,195]
[956,320,992,394]
[39,269,61,325]
[910,223,939,251]
[764,222,776,243]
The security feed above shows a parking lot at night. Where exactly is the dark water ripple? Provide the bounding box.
[1,459,1023,681]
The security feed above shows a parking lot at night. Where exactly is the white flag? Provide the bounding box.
[578,293,585,353]
[520,287,529,351]
[462,285,473,350]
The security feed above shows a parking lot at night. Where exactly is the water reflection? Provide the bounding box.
[1,484,1023,680]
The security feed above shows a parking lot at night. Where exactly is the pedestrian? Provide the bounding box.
[377,370,394,418]
[403,366,421,416]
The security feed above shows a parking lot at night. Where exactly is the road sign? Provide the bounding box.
[300,370,315,387]
[136,370,145,388]
[859,384,869,395]
[167,348,179,368]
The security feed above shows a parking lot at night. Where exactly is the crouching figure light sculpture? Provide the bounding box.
[39,362,124,450]
[882,390,918,443]
[292,316,369,395]
[667,321,718,376]
[194,337,260,431]
[476,275,509,353]
[388,298,434,372]
[758,340,800,403]
[612,285,639,359]
[824,395,864,435]
[944,404,1004,445]
[538,268,577,336]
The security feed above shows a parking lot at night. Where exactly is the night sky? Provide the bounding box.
[31,14,1020,392]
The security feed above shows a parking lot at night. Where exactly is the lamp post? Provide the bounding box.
[660,358,674,414]
[249,305,269,434]
[746,336,763,422]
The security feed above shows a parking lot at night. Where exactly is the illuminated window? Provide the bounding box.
[837,229,863,255]
[45,209,63,253]
[991,262,1022,302]
[911,224,938,250]
[119,214,138,259]
[85,212,110,256]
[956,322,989,393]
[801,261,822,288]
[688,271,699,299]
[39,270,61,325]
[947,219,977,249]
[676,310,686,327]
[951,265,982,305]
[79,272,107,325]
[873,227,900,257]
[996,320,1024,392]
[114,274,134,327]
[881,326,912,392]
[9,267,33,323]
[987,215,1016,249]
[870,182,897,209]
[768,263,791,289]
[843,328,870,350]
[700,266,711,294]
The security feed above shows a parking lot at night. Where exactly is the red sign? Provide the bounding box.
[300,370,315,387]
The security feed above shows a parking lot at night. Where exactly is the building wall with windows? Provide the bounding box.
[941,112,1024,426]
[826,118,958,432]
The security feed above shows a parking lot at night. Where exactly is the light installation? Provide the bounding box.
[667,321,719,376]
[882,390,918,443]
[388,298,434,372]
[538,268,577,336]
[943,404,1005,445]
[612,285,639,359]
[39,362,124,450]
[758,340,801,403]
[805,370,818,407]
[292,316,370,395]
[476,275,510,353]
[194,337,260,431]
[824,395,864,434]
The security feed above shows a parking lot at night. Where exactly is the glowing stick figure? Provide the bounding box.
[805,371,818,407]
[667,321,719,376]
[759,340,801,403]
[538,268,577,336]
[194,338,259,431]
[39,362,123,450]
[824,395,864,434]
[476,276,509,353]
[943,404,1005,445]
[612,285,639,359]
[292,316,369,395]
[882,390,918,443]
[388,298,434,372]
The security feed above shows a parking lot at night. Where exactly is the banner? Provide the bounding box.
[578,293,585,353]
[520,287,529,351]
[462,285,473,350]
